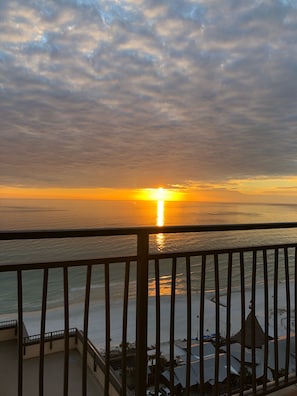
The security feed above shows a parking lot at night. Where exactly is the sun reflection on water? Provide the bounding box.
[148,275,185,297]
[157,199,164,227]
[156,199,165,251]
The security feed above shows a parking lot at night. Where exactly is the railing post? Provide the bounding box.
[17,270,23,396]
[135,231,149,396]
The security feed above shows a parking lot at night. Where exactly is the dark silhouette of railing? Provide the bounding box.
[1,223,297,395]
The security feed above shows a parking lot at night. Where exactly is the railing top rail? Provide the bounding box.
[0,320,17,329]
[1,241,297,272]
[1,222,297,240]
[23,328,77,345]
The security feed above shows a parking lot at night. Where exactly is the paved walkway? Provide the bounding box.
[0,340,104,396]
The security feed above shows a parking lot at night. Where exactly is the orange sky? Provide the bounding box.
[0,186,183,201]
[2,177,297,203]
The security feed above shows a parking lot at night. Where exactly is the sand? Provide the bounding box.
[0,281,293,350]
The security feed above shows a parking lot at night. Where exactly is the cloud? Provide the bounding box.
[1,0,297,190]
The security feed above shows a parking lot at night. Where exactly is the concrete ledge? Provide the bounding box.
[0,326,17,341]
[23,335,78,359]
[0,320,17,341]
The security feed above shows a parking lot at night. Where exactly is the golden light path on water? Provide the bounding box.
[157,199,164,227]
[156,199,165,251]
[151,199,186,297]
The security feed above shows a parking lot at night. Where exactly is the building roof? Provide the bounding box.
[190,342,216,360]
[162,354,240,388]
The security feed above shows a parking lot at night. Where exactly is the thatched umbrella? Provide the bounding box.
[231,312,272,348]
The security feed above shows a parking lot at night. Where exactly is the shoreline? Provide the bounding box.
[0,282,293,349]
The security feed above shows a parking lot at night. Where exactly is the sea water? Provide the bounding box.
[1,199,297,343]
[1,200,297,308]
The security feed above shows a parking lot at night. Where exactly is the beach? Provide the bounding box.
[1,281,293,350]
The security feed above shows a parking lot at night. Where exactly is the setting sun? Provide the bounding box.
[137,187,183,201]
[155,187,165,201]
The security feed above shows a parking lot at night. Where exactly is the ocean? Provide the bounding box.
[1,199,297,343]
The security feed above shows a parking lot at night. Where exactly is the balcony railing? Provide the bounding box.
[1,223,297,395]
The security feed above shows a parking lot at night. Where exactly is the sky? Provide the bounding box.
[1,0,297,202]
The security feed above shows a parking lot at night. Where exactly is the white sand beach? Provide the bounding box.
[1,281,293,350]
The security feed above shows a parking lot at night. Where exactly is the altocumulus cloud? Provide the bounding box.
[1,0,297,188]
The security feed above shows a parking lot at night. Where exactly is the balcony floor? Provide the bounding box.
[0,340,103,396]
[270,385,297,395]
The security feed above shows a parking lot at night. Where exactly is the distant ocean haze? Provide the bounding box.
[2,198,297,230]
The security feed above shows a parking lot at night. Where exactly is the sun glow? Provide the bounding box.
[155,187,165,201]
[137,187,182,201]
[1,185,185,201]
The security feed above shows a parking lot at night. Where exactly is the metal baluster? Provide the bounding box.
[263,249,269,391]
[154,258,161,394]
[121,261,130,396]
[39,268,49,396]
[251,250,257,393]
[274,248,279,386]
[214,253,220,396]
[226,252,233,395]
[82,265,92,396]
[105,262,110,396]
[17,270,23,396]
[169,257,177,396]
[284,247,291,383]
[295,247,297,379]
[239,251,246,395]
[63,266,69,396]
[185,256,191,396]
[135,231,149,396]
[199,254,206,394]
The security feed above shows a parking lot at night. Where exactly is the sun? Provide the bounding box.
[135,187,184,201]
[150,187,172,201]
[155,187,165,201]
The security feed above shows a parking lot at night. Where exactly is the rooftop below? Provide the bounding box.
[0,339,103,396]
